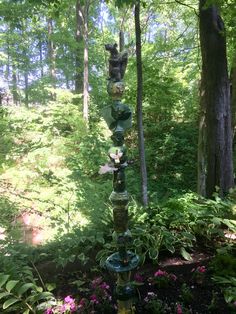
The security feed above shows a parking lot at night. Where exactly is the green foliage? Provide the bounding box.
[180,283,193,304]
[128,193,235,263]
[0,270,54,313]
[0,107,13,170]
[211,252,236,278]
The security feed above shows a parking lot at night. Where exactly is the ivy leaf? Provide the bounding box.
[3,298,20,309]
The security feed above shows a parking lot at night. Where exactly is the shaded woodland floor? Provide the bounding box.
[37,251,234,314]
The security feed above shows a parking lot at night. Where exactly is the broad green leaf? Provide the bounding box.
[71,280,85,288]
[180,247,192,261]
[27,291,53,303]
[3,297,20,309]
[0,274,10,288]
[6,280,19,292]
[36,286,43,293]
[0,291,10,300]
[148,248,159,260]
[45,283,56,292]
[17,283,36,296]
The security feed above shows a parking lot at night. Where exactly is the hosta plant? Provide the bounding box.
[0,273,54,313]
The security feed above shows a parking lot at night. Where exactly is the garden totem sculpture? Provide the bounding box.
[102,43,139,314]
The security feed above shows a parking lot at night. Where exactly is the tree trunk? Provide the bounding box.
[231,53,236,142]
[24,72,29,107]
[75,0,84,94]
[47,18,56,98]
[119,30,125,52]
[197,79,207,196]
[83,1,89,122]
[199,0,234,197]
[39,38,44,78]
[12,63,18,105]
[135,0,148,206]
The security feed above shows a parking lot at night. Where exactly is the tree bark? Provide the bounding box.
[197,78,206,196]
[135,0,148,206]
[39,38,44,78]
[24,72,29,107]
[47,18,56,98]
[83,1,89,121]
[199,0,234,197]
[230,53,236,143]
[12,64,18,105]
[75,0,84,94]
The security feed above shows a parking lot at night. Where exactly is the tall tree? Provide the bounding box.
[75,0,90,122]
[135,0,148,206]
[198,0,234,197]
[75,0,84,94]
[47,17,56,97]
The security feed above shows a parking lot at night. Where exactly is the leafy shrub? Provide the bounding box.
[0,107,13,169]
[0,269,53,313]
[128,193,235,263]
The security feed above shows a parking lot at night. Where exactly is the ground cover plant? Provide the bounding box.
[0,188,235,313]
[0,0,236,312]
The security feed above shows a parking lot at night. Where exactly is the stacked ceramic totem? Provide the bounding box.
[102,43,139,314]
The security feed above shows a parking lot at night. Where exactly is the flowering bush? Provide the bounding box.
[149,269,177,288]
[44,277,114,314]
[191,265,207,284]
[45,296,78,314]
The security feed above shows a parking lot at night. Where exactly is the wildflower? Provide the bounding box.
[45,309,53,314]
[100,282,110,290]
[197,266,206,273]
[154,269,167,277]
[64,296,75,304]
[91,277,103,289]
[78,298,86,309]
[134,273,144,282]
[144,291,157,302]
[176,303,183,314]
[61,296,77,312]
[90,294,99,304]
[169,273,177,281]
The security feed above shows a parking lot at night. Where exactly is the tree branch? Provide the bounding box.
[174,0,199,16]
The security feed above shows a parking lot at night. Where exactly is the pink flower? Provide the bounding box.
[233,301,236,307]
[100,282,110,290]
[154,269,167,277]
[197,266,206,273]
[170,274,177,281]
[78,298,86,309]
[134,273,144,282]
[62,296,77,312]
[64,295,75,304]
[91,277,103,289]
[45,309,53,314]
[177,303,183,314]
[90,294,99,304]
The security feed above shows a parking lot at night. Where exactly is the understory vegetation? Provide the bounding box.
[0,0,236,313]
[0,94,235,313]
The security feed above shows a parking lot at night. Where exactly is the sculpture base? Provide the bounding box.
[105,251,139,273]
